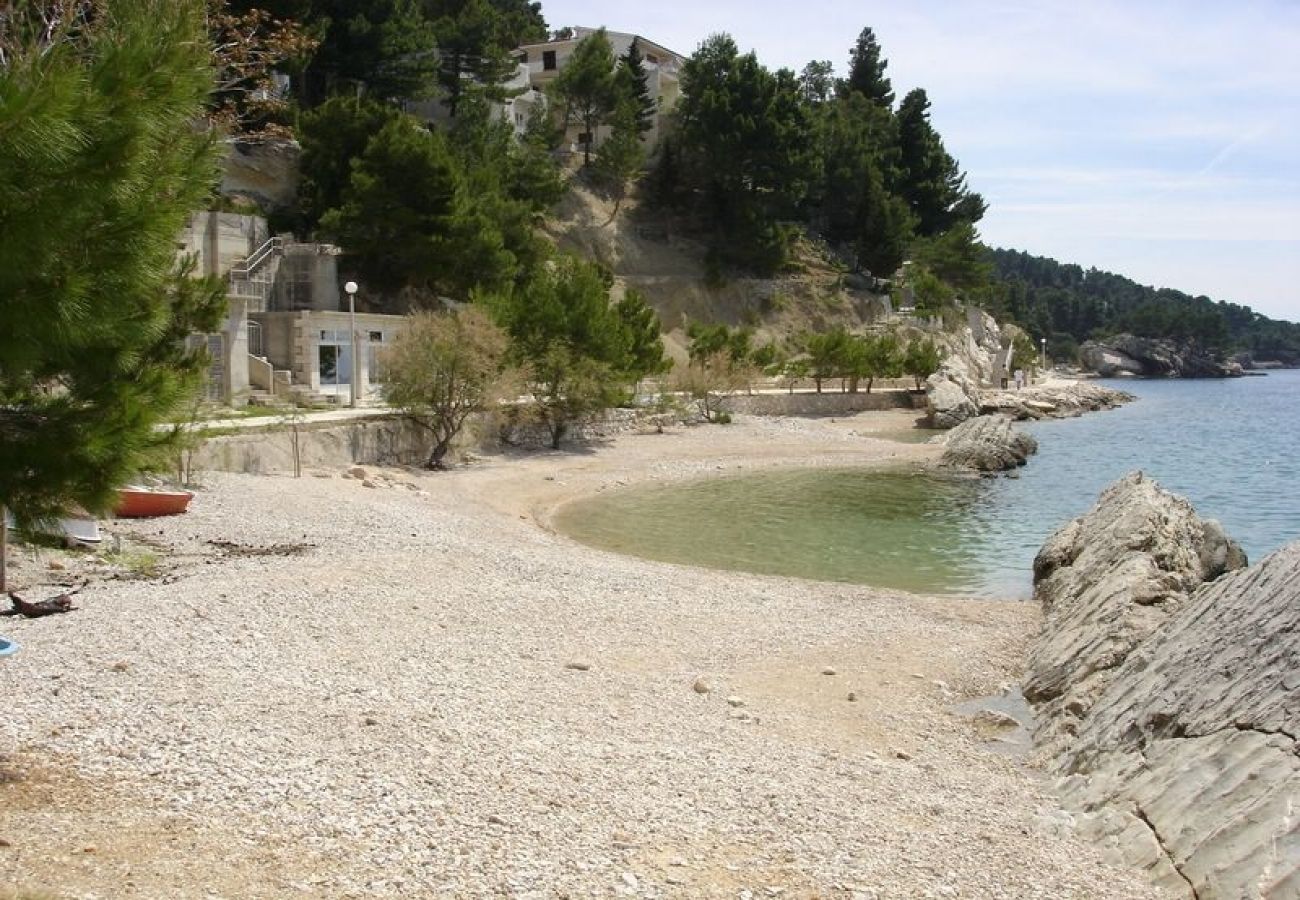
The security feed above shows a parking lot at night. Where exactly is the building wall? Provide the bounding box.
[271,245,341,312]
[252,310,408,398]
[177,211,268,278]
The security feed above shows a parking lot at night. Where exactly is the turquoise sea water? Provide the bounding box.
[555,370,1300,598]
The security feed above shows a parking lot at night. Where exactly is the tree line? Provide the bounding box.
[645,28,985,282]
[986,248,1300,363]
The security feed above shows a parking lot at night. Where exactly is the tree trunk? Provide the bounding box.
[426,436,452,470]
[550,421,566,450]
[0,506,7,594]
[814,377,822,394]
[866,376,875,394]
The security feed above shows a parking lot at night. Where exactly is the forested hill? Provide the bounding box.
[988,248,1300,364]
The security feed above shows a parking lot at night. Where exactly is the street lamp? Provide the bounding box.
[1040,337,1047,375]
[344,280,359,408]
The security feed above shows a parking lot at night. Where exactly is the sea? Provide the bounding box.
[554,370,1300,599]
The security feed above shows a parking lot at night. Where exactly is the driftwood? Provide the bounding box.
[4,584,83,617]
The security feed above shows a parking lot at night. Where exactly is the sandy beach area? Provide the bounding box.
[0,411,1164,898]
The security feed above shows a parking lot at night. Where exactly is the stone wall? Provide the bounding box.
[193,416,427,475]
[727,390,921,417]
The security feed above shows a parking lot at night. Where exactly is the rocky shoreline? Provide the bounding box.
[1025,472,1298,898]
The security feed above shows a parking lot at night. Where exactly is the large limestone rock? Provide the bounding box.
[925,371,980,429]
[1025,472,1246,745]
[220,138,300,214]
[937,415,1037,472]
[1025,474,1300,898]
[1057,544,1300,898]
[1080,334,1243,378]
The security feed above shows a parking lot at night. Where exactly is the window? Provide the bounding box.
[543,50,557,70]
[518,51,528,63]
[369,331,384,342]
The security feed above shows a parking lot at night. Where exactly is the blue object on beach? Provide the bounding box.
[0,636,18,657]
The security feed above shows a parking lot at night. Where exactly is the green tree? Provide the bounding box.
[686,323,753,365]
[614,290,670,383]
[861,333,904,393]
[593,100,645,209]
[489,256,657,448]
[550,28,618,165]
[294,0,439,106]
[616,38,657,136]
[320,116,515,298]
[675,34,818,271]
[423,0,546,117]
[297,95,405,230]
[895,88,986,236]
[902,338,941,390]
[382,307,513,468]
[818,93,912,276]
[842,27,893,109]
[910,222,993,292]
[800,60,836,105]
[0,0,227,585]
[803,328,854,393]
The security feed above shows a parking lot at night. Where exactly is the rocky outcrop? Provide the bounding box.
[937,415,1037,472]
[1026,473,1246,746]
[925,371,980,428]
[1080,334,1243,378]
[979,381,1133,421]
[1057,543,1300,898]
[1025,474,1300,898]
[220,138,300,214]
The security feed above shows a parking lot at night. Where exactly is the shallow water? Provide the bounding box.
[556,370,1300,598]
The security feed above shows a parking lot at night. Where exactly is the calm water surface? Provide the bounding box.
[555,371,1300,598]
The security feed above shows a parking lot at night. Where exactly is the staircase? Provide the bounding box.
[228,236,286,310]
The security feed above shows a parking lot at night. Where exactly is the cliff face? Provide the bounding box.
[1026,473,1298,899]
[1079,334,1243,378]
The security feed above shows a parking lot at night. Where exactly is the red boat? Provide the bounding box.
[115,486,194,518]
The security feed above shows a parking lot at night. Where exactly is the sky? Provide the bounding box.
[539,0,1300,322]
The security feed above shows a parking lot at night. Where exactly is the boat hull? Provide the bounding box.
[115,489,193,518]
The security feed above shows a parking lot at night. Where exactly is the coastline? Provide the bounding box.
[0,406,1163,898]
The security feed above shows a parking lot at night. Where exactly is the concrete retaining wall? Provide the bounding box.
[193,416,428,475]
[727,390,922,416]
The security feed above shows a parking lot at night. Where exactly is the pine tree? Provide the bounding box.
[294,0,439,106]
[550,28,618,165]
[0,0,227,575]
[487,256,651,448]
[844,27,893,109]
[297,95,405,230]
[616,38,657,137]
[428,0,518,118]
[319,117,515,297]
[800,60,836,105]
[894,88,986,236]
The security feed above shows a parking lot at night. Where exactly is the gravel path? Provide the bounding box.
[1,414,1166,898]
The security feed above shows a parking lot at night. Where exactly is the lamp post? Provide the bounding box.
[1040,337,1047,376]
[344,280,359,408]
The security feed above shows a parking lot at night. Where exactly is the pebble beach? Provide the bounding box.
[0,412,1165,898]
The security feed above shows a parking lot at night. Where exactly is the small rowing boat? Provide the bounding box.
[115,486,194,518]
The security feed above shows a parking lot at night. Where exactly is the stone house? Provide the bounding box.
[178,211,408,407]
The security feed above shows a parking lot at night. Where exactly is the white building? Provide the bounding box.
[516,28,686,152]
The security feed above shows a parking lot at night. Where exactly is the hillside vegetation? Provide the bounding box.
[987,249,1300,364]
